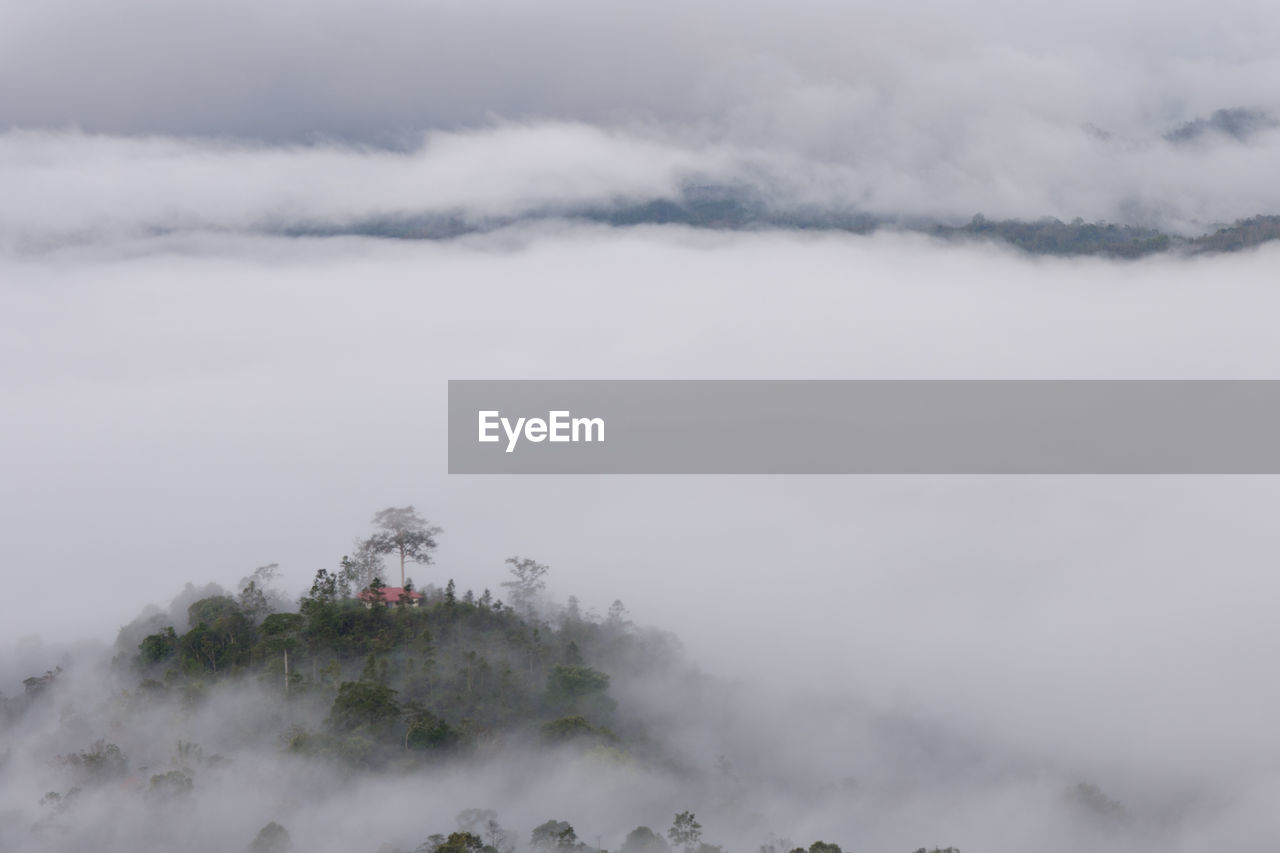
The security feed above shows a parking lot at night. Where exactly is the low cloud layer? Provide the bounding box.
[3,1,1280,233]
[5,230,1280,810]
[4,119,1280,244]
[4,3,1280,850]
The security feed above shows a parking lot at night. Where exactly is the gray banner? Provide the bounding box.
[447,380,1280,474]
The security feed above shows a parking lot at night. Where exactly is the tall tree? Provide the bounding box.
[237,563,280,624]
[501,556,549,616]
[342,539,385,593]
[363,506,442,587]
[668,813,702,853]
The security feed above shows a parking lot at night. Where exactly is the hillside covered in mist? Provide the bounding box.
[2,507,1148,853]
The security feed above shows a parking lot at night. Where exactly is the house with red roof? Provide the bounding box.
[358,586,423,608]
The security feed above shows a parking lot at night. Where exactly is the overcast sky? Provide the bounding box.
[3,0,1280,228]
[4,3,1280,850]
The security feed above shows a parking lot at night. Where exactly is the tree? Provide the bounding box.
[342,539,385,593]
[365,576,388,607]
[431,832,485,853]
[147,769,193,799]
[238,579,271,624]
[501,556,549,615]
[57,740,127,782]
[238,563,281,624]
[249,822,293,853]
[606,600,631,628]
[668,813,702,853]
[545,665,613,718]
[539,715,598,742]
[403,702,457,750]
[138,627,178,666]
[531,820,579,852]
[328,681,401,736]
[453,809,513,853]
[179,597,254,674]
[363,506,441,587]
[621,827,670,853]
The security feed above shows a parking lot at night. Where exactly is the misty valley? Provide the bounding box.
[5,2,1280,849]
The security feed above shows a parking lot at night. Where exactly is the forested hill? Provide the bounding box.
[124,561,654,765]
[0,508,988,853]
[279,188,1280,259]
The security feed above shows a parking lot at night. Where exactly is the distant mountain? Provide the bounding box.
[281,184,1280,259]
[1165,107,1277,144]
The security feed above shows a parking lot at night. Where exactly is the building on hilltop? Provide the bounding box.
[357,586,423,608]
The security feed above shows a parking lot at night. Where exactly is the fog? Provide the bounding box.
[4,226,1280,851]
[5,1,1280,850]
[5,117,1280,240]
[4,1,1280,229]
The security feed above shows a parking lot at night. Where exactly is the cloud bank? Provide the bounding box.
[4,3,1280,851]
[3,1,1280,234]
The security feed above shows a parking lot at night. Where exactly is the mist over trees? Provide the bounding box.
[2,1,1278,849]
[0,506,989,853]
[0,503,1266,853]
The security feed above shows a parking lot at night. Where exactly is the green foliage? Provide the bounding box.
[335,732,378,766]
[431,832,485,853]
[180,596,255,674]
[807,843,841,853]
[539,715,599,742]
[563,641,583,666]
[360,653,389,685]
[258,612,304,672]
[545,664,615,723]
[308,568,339,604]
[57,741,128,783]
[120,508,670,769]
[1188,215,1280,254]
[937,215,1170,258]
[365,576,389,606]
[932,212,1280,258]
[405,704,458,750]
[147,769,194,798]
[546,665,609,705]
[329,681,401,735]
[138,627,178,665]
[261,612,304,635]
[292,192,1280,257]
[188,595,242,626]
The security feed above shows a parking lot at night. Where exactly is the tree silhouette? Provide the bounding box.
[363,506,441,587]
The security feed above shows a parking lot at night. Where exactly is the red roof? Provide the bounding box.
[358,586,423,602]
